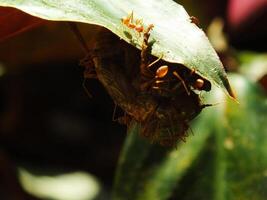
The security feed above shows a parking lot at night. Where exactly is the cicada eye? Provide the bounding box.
[156,65,169,78]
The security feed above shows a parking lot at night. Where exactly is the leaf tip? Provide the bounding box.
[226,83,239,103]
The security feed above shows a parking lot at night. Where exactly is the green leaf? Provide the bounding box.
[0,0,235,98]
[112,111,215,200]
[112,74,267,200]
[112,123,152,200]
[173,74,267,200]
[238,52,267,82]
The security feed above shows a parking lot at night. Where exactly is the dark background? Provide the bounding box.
[0,0,266,199]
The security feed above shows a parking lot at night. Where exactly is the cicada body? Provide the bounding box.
[84,28,208,146]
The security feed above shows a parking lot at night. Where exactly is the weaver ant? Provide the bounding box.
[139,24,210,98]
[122,11,148,34]
[190,16,200,26]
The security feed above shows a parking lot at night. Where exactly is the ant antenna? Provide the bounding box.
[173,71,190,95]
[148,54,163,68]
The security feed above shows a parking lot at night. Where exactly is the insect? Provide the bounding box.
[184,68,212,91]
[190,16,200,26]
[142,59,211,95]
[139,26,192,97]
[122,11,135,28]
[139,26,211,96]
[122,11,151,34]
[78,22,209,146]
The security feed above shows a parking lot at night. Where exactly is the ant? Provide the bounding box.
[190,16,200,26]
[120,12,207,94]
[186,68,211,91]
[139,24,210,96]
[139,26,192,96]
[122,11,146,34]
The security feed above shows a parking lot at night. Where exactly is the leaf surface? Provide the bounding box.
[113,74,267,200]
[0,0,235,97]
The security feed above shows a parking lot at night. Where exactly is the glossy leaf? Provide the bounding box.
[0,0,235,98]
[176,74,267,200]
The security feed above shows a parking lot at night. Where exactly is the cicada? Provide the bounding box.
[82,28,210,146]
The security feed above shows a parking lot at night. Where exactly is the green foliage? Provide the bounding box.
[238,52,267,81]
[0,0,234,97]
[113,74,267,200]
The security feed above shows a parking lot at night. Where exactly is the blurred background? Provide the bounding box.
[0,0,266,199]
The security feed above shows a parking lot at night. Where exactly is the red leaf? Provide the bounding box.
[227,0,267,28]
[0,7,45,42]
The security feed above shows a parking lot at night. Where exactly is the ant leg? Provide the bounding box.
[140,25,154,69]
[122,11,134,25]
[147,54,164,68]
[190,68,196,75]
[173,71,190,95]
[140,24,155,91]
[140,25,153,77]
[129,11,134,23]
